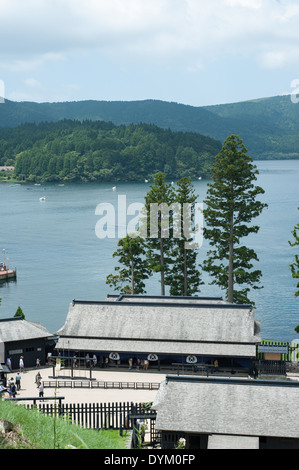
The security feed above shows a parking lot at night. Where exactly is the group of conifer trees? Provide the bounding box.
[106,133,299,308]
[106,134,268,305]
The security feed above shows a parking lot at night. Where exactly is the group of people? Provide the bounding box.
[128,358,149,371]
[0,372,22,399]
[6,355,25,372]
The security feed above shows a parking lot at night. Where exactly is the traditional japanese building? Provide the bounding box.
[0,317,56,370]
[152,375,299,449]
[55,294,261,372]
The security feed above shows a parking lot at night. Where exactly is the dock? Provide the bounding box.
[0,268,17,281]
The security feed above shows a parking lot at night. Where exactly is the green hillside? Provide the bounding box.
[0,94,298,160]
[0,119,221,183]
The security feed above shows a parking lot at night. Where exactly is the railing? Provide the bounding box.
[256,360,287,376]
[42,380,160,390]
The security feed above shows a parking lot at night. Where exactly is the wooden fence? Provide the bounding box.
[24,401,156,431]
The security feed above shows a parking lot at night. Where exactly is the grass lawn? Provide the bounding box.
[0,400,129,449]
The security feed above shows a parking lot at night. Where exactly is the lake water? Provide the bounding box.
[0,160,298,342]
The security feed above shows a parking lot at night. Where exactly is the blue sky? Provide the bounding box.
[1,0,299,106]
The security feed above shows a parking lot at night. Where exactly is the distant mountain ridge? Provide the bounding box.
[0,94,298,159]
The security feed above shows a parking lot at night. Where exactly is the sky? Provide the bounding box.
[1,0,299,107]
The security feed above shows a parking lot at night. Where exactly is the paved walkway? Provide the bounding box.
[4,367,166,405]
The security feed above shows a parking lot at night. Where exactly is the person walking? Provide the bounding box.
[19,356,24,373]
[15,372,21,391]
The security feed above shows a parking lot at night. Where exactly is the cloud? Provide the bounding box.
[1,0,299,71]
[24,78,43,88]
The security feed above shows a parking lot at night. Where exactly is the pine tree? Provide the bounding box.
[203,135,267,304]
[142,173,176,295]
[165,177,203,296]
[106,235,151,294]
[289,208,299,297]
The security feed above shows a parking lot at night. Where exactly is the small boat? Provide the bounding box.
[39,197,46,201]
[112,187,116,191]
[145,179,149,183]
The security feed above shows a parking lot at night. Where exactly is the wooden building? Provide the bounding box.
[152,375,299,449]
[0,317,56,370]
[55,294,261,372]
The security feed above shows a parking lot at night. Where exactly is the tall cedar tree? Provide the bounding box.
[203,135,267,304]
[165,177,203,296]
[143,173,175,295]
[289,208,299,297]
[106,235,151,294]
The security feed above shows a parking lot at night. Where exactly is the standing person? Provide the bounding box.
[15,372,21,391]
[128,358,133,370]
[36,358,41,368]
[6,357,12,371]
[85,353,90,368]
[92,354,97,368]
[73,354,77,368]
[11,382,16,398]
[38,381,44,398]
[19,356,24,373]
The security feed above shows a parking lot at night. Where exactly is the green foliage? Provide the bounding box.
[142,173,176,295]
[165,177,203,296]
[106,235,151,294]
[14,306,25,320]
[107,175,202,297]
[0,400,127,449]
[289,208,299,297]
[203,135,268,304]
[0,119,221,183]
[1,95,299,160]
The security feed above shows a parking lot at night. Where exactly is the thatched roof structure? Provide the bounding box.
[55,296,260,358]
[152,375,299,444]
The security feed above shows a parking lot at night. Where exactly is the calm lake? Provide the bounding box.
[0,160,298,342]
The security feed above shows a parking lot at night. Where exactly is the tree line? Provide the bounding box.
[0,119,222,183]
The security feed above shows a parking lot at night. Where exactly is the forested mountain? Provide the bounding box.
[1,120,221,183]
[0,94,298,160]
